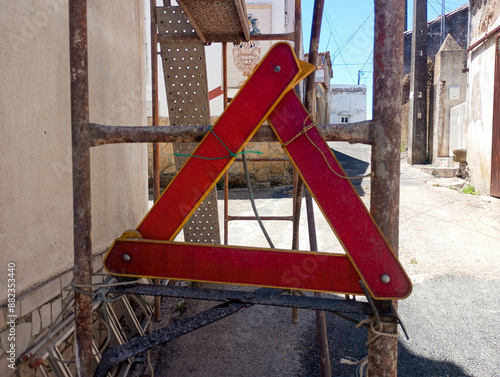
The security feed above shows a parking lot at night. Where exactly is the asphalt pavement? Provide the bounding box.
[133,142,500,377]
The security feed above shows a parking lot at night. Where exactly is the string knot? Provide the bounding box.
[173,125,263,160]
[281,114,372,181]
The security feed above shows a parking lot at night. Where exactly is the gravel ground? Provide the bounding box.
[132,142,500,377]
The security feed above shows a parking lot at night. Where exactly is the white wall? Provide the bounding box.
[465,13,500,195]
[450,102,466,154]
[0,0,148,302]
[329,85,367,124]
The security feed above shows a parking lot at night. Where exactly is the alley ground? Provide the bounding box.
[133,142,500,377]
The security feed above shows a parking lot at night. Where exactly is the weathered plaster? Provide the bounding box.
[465,1,500,195]
[432,35,467,162]
[469,0,500,40]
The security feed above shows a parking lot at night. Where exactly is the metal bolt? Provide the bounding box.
[122,254,131,262]
[274,65,281,72]
[381,274,391,284]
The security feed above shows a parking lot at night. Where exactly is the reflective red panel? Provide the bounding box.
[105,43,411,300]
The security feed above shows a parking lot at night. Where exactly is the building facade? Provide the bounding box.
[403,5,469,75]
[465,0,500,196]
[329,85,367,124]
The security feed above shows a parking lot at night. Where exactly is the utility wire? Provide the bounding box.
[328,10,374,58]
[359,49,373,73]
[332,62,373,66]
[323,8,359,84]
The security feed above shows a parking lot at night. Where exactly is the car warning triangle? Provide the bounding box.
[104,43,412,300]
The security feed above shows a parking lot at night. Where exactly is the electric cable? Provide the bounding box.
[241,151,275,249]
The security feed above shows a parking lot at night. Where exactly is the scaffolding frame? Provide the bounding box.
[68,0,405,375]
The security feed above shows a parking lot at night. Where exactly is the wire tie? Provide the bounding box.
[173,125,262,160]
[282,114,373,181]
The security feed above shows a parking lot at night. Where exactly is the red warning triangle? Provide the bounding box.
[104,43,412,300]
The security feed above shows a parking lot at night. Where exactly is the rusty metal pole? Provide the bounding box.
[69,1,93,376]
[150,0,163,323]
[291,0,303,252]
[304,1,331,376]
[368,0,405,376]
[151,0,160,201]
[291,0,302,325]
[408,0,428,164]
[222,42,229,245]
[293,0,303,96]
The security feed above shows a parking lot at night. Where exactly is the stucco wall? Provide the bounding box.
[0,0,148,303]
[465,0,500,195]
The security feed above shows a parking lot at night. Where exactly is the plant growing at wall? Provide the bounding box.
[460,185,478,195]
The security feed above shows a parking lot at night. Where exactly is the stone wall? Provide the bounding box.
[148,118,292,189]
[404,5,469,75]
[401,102,410,151]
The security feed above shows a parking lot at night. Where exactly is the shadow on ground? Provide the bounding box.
[299,313,472,377]
[330,148,370,197]
[222,148,370,200]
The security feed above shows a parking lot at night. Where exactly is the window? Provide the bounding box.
[341,116,349,123]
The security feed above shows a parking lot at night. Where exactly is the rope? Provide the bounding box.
[282,114,373,181]
[282,122,317,147]
[173,125,263,160]
[340,318,399,377]
[340,356,368,377]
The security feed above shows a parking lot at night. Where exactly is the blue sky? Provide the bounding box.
[301,0,468,118]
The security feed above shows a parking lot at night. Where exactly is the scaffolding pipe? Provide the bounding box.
[223,42,229,246]
[69,1,93,376]
[90,122,373,146]
[151,0,160,202]
[150,0,163,323]
[368,0,405,375]
[304,1,332,376]
[291,0,303,326]
[291,0,303,253]
[157,32,295,44]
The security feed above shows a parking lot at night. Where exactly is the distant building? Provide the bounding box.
[329,85,367,124]
[304,52,332,124]
[403,5,469,75]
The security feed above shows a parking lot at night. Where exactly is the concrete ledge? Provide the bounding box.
[420,166,459,178]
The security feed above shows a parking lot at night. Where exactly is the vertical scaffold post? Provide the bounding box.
[150,0,163,322]
[369,0,405,376]
[223,42,229,246]
[291,0,302,325]
[151,0,160,201]
[304,1,331,376]
[69,0,93,376]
